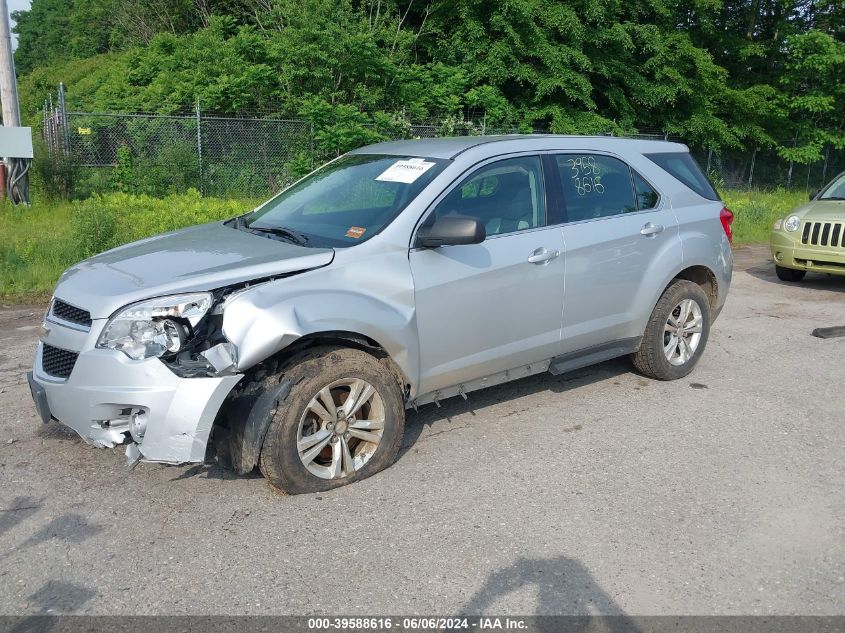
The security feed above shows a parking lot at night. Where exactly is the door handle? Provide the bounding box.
[527,247,560,265]
[640,222,665,237]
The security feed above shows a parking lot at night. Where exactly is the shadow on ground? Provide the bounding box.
[9,581,97,633]
[400,358,632,458]
[463,555,639,631]
[0,496,42,537]
[744,263,845,293]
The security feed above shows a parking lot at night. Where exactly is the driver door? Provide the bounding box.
[409,155,566,397]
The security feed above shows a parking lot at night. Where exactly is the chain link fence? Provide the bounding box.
[42,91,845,199]
[43,98,312,198]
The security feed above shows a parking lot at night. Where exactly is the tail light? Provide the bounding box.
[720,207,734,245]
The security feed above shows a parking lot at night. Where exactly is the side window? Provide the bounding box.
[644,152,719,200]
[428,156,546,237]
[555,154,636,222]
[633,171,659,210]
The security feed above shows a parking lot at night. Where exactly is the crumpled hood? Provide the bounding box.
[793,199,845,221]
[54,222,335,319]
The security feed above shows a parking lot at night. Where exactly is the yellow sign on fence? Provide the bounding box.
[77,127,92,135]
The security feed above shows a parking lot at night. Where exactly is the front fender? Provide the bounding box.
[221,250,420,393]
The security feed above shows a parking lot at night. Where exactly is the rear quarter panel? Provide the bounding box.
[622,156,732,335]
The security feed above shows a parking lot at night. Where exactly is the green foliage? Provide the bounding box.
[30,139,77,200]
[110,145,134,193]
[777,32,845,163]
[71,190,250,256]
[11,0,75,75]
[299,97,388,159]
[0,197,79,299]
[12,0,845,169]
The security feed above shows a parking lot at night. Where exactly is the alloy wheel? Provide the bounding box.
[663,299,703,366]
[296,378,385,479]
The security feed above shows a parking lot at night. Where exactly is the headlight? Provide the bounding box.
[97,292,212,360]
[784,215,801,232]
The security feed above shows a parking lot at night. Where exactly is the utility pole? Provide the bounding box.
[0,0,30,205]
[0,0,20,129]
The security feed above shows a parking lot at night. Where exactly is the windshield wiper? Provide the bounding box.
[820,196,845,201]
[248,225,310,246]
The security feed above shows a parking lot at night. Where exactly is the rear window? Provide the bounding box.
[645,152,719,201]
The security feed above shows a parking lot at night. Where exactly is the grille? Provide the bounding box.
[41,344,79,379]
[801,221,845,248]
[51,299,92,327]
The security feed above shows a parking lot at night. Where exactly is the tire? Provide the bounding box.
[258,345,405,494]
[775,265,806,282]
[632,280,711,381]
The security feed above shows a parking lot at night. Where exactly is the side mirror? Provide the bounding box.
[416,215,486,248]
[810,190,820,201]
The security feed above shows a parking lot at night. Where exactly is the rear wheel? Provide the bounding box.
[632,280,711,381]
[775,265,806,282]
[259,346,405,494]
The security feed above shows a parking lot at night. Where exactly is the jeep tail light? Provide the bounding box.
[720,207,734,245]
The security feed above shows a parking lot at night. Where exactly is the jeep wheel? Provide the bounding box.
[775,265,806,282]
[632,280,711,381]
[259,346,405,494]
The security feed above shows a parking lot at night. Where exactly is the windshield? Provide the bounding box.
[240,154,448,247]
[819,173,845,200]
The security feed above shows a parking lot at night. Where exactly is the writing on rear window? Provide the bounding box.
[566,156,605,196]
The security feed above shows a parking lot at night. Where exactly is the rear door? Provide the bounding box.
[552,153,677,353]
[410,155,566,396]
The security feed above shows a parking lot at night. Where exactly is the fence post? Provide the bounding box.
[821,145,830,185]
[58,82,70,157]
[195,100,204,196]
[46,95,54,157]
[705,148,712,175]
[748,147,756,189]
[42,100,49,155]
[309,121,315,160]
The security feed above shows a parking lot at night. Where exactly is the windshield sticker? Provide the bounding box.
[375,158,435,183]
[345,226,367,239]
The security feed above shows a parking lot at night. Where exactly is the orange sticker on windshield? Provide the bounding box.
[346,226,366,239]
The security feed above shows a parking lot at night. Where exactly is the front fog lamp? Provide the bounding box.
[784,215,801,232]
[97,292,212,360]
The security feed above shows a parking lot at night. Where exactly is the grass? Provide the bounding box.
[0,197,77,303]
[1,190,256,303]
[0,188,810,303]
[723,189,808,246]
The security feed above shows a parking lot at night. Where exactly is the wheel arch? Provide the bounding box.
[259,329,411,396]
[210,331,411,476]
[671,265,719,312]
[631,261,723,343]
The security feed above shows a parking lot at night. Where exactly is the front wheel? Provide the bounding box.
[259,346,405,494]
[775,265,806,282]
[632,280,711,381]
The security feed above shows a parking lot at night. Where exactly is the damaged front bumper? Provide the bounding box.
[31,339,243,465]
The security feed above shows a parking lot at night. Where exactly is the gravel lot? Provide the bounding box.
[0,244,843,616]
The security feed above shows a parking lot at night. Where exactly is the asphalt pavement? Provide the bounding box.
[0,244,843,616]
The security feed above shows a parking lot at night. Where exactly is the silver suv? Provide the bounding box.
[28,136,733,494]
